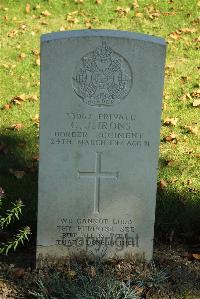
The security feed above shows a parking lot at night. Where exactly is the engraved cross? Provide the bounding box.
[78,152,119,214]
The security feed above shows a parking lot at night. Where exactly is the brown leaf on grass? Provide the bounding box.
[169,31,181,40]
[183,252,200,260]
[180,28,196,34]
[7,30,18,38]
[29,95,38,101]
[13,267,26,278]
[10,123,23,131]
[19,53,26,60]
[95,0,102,4]
[162,11,176,16]
[31,155,39,161]
[68,269,76,278]
[192,89,200,98]
[192,99,200,107]
[133,0,139,10]
[32,49,40,57]
[85,22,92,29]
[164,133,177,142]
[35,58,40,66]
[9,169,26,179]
[192,253,200,260]
[11,94,26,105]
[66,16,79,23]
[180,92,192,101]
[158,179,167,189]
[115,6,130,16]
[145,6,160,19]
[32,114,40,127]
[184,125,198,135]
[165,159,174,166]
[41,10,51,17]
[91,266,96,277]
[59,26,66,31]
[25,3,31,13]
[2,104,12,110]
[41,20,48,25]
[164,117,178,126]
[193,36,200,43]
[135,12,143,17]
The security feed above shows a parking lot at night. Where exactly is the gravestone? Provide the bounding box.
[37,30,166,260]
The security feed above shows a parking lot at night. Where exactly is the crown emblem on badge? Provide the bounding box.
[93,41,112,61]
[72,41,133,107]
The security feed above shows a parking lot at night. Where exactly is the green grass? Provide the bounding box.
[0,0,200,242]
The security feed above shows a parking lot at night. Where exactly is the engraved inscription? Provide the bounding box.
[78,152,119,214]
[72,41,132,107]
[56,217,139,251]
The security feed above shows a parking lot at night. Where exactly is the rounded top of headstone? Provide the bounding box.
[41,29,166,47]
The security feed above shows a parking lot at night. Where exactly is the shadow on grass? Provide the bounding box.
[0,131,38,262]
[155,187,200,247]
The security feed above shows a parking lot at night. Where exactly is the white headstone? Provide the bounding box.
[37,30,166,260]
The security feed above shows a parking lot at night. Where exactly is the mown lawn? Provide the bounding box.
[0,0,199,249]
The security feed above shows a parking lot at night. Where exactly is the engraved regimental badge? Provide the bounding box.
[72,41,132,107]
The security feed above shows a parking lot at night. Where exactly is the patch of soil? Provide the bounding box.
[0,244,200,299]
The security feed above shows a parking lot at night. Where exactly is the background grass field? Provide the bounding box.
[0,0,200,246]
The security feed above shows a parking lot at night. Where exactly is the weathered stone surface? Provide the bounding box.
[37,30,166,260]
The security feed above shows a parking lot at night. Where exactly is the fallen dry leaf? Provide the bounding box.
[9,169,26,179]
[29,95,38,101]
[41,20,48,25]
[192,253,200,260]
[165,159,174,166]
[180,92,192,101]
[7,30,18,38]
[115,6,130,16]
[192,89,200,98]
[19,53,26,60]
[59,26,66,31]
[158,179,167,189]
[165,133,177,142]
[13,267,26,278]
[95,0,102,4]
[41,10,51,17]
[184,125,198,135]
[68,269,76,278]
[20,24,27,31]
[11,94,26,105]
[25,3,31,13]
[192,99,200,107]
[35,58,40,66]
[90,266,96,277]
[180,27,196,34]
[10,123,23,131]
[31,155,39,161]
[66,16,79,23]
[164,117,178,126]
[133,0,139,10]
[169,31,181,40]
[135,12,143,17]
[2,104,12,110]
[32,114,40,127]
[32,49,40,56]
[162,11,176,16]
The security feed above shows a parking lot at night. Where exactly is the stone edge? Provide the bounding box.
[41,29,166,46]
